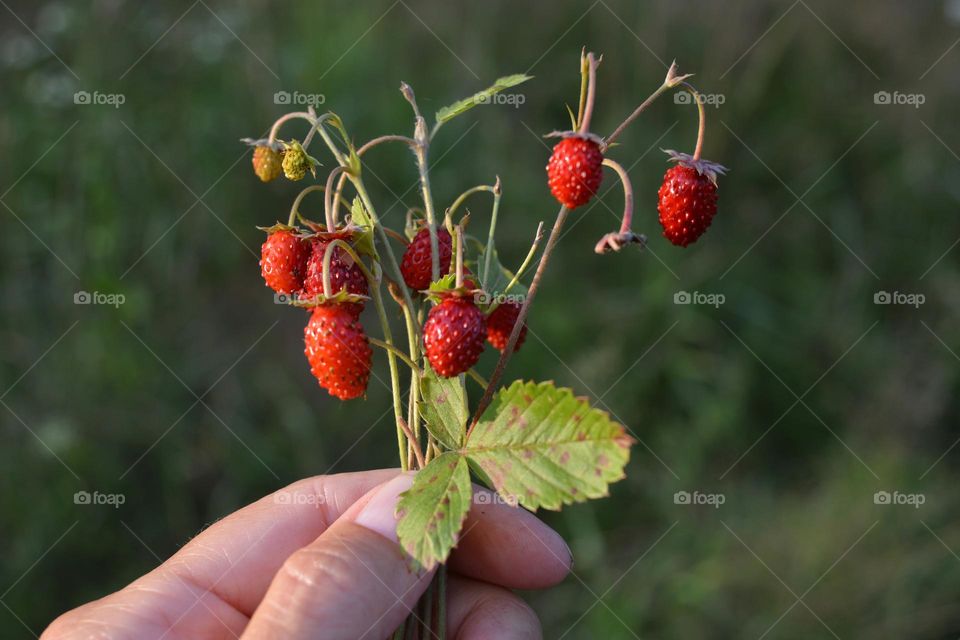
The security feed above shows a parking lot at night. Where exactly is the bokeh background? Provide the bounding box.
[3,0,960,637]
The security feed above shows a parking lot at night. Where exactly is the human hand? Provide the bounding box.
[43,469,571,639]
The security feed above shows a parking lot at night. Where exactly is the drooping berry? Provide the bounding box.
[423,296,486,378]
[486,301,527,352]
[281,140,317,181]
[546,136,604,209]
[657,153,726,247]
[260,229,310,294]
[300,239,368,314]
[400,227,452,291]
[304,305,372,400]
[252,146,282,182]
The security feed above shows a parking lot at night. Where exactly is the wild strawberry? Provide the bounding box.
[300,239,368,314]
[657,151,727,247]
[281,140,318,181]
[400,227,452,291]
[304,305,372,400]
[423,296,486,378]
[252,145,282,182]
[486,301,527,352]
[546,136,604,209]
[260,228,309,294]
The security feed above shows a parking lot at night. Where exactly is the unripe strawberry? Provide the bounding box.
[260,229,309,294]
[546,136,604,209]
[486,301,527,352]
[300,239,368,315]
[423,296,486,378]
[281,140,317,181]
[400,227,452,291]
[252,145,282,182]
[304,305,371,400]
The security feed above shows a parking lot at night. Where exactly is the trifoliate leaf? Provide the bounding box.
[464,380,634,511]
[435,74,533,125]
[419,368,467,450]
[396,452,472,570]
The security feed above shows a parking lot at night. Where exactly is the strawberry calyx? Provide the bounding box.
[544,130,605,145]
[662,149,728,186]
[290,289,370,309]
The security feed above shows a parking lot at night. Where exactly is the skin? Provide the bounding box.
[42,469,571,639]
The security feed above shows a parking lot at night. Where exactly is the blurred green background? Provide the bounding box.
[3,0,960,637]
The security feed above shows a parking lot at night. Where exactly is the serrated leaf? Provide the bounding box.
[464,380,634,511]
[435,74,533,125]
[419,367,467,450]
[396,452,471,570]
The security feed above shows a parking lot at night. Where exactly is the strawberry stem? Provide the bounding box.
[323,166,347,231]
[577,52,601,135]
[679,82,707,161]
[467,205,570,436]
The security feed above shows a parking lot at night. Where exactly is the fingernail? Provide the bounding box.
[353,474,414,543]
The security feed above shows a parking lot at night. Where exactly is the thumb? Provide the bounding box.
[242,474,432,640]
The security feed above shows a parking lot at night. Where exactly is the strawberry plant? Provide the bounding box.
[243,50,725,637]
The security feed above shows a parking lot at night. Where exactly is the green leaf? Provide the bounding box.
[396,452,472,570]
[419,367,467,450]
[435,74,533,125]
[348,197,376,258]
[478,246,527,301]
[464,380,634,511]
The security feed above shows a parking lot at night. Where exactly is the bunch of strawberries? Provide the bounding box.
[250,53,724,404]
[257,201,527,400]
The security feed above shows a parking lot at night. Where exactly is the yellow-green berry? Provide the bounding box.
[282,140,316,181]
[252,146,282,182]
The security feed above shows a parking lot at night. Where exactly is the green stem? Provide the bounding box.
[447,184,496,221]
[370,338,420,373]
[413,118,441,283]
[481,180,502,290]
[502,221,545,295]
[288,185,325,227]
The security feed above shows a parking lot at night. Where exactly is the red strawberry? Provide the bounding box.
[400,228,452,291]
[260,229,309,294]
[546,136,604,209]
[423,296,486,378]
[486,301,527,352]
[300,239,368,314]
[304,304,372,400]
[657,151,727,247]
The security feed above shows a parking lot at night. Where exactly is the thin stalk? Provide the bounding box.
[465,368,488,389]
[454,226,464,288]
[370,338,420,373]
[352,179,420,332]
[288,185,325,227]
[447,184,496,221]
[575,48,589,129]
[357,135,417,157]
[468,206,569,436]
[267,111,313,143]
[680,81,707,160]
[396,416,425,469]
[324,167,348,231]
[602,82,671,150]
[502,221,545,295]
[578,52,601,134]
[436,566,448,640]
[370,279,408,472]
[481,179,502,289]
[413,117,441,283]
